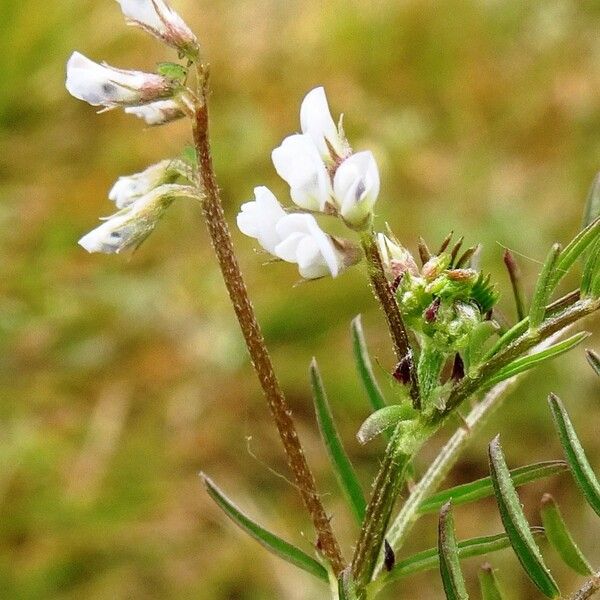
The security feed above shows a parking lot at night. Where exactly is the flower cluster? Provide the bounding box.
[66,0,200,253]
[237,87,381,279]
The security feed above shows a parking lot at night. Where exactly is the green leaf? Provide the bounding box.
[377,529,545,585]
[580,237,600,297]
[530,244,561,330]
[338,568,359,600]
[356,405,412,445]
[540,493,593,576]
[486,332,590,388]
[478,564,505,600]
[351,315,387,412]
[438,502,469,600]
[555,217,600,291]
[582,173,600,228]
[200,473,328,582]
[488,436,560,598]
[418,460,568,515]
[310,359,366,524]
[585,349,600,376]
[548,394,600,518]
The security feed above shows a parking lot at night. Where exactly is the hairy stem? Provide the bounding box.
[569,572,600,600]
[191,71,344,574]
[350,425,414,595]
[360,231,419,404]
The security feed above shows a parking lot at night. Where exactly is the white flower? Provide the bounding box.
[274,214,345,279]
[271,134,333,211]
[109,159,183,208]
[236,187,287,254]
[124,99,185,125]
[333,151,380,228]
[376,233,418,279]
[300,87,348,161]
[115,0,199,57]
[66,52,174,108]
[79,183,192,254]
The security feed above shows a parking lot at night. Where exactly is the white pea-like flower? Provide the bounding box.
[271,134,333,212]
[376,233,419,279]
[66,52,175,108]
[300,87,348,161]
[115,0,199,57]
[108,159,184,208]
[79,184,194,254]
[236,187,287,254]
[274,213,347,279]
[124,99,185,125]
[333,151,380,228]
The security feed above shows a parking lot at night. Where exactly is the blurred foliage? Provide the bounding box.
[1,0,599,598]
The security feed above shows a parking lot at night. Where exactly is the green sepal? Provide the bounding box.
[310,359,366,524]
[540,493,593,576]
[548,394,600,518]
[356,405,415,445]
[488,436,560,598]
[200,473,328,581]
[438,502,469,600]
[418,460,567,515]
[478,564,505,600]
[157,61,188,81]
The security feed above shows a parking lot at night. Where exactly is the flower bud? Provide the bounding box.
[376,233,419,279]
[115,0,199,59]
[271,134,333,212]
[124,98,185,125]
[333,151,380,229]
[236,187,287,254]
[66,52,176,108]
[300,86,348,161]
[79,183,191,254]
[109,159,185,208]
[274,213,359,279]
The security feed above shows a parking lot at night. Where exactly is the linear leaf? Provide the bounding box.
[488,436,560,598]
[581,237,600,297]
[585,349,600,376]
[551,217,600,291]
[486,332,590,388]
[310,359,366,524]
[530,243,561,329]
[378,528,545,585]
[548,394,600,518]
[583,173,600,228]
[356,405,412,445]
[200,473,328,582]
[438,502,469,600]
[351,315,387,412]
[540,493,593,576]
[418,460,567,515]
[478,563,505,600]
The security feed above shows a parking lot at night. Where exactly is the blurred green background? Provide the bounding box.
[1,0,599,598]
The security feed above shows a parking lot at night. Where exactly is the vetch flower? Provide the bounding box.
[66,52,176,108]
[108,159,185,208]
[79,183,195,254]
[333,151,380,228]
[271,134,333,212]
[124,98,185,125]
[274,213,359,279]
[236,186,287,254]
[377,233,419,279]
[115,0,199,58]
[300,87,348,161]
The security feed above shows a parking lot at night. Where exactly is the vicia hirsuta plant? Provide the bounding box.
[66,2,600,597]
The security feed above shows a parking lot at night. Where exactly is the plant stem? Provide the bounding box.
[569,572,600,600]
[350,425,414,595]
[359,231,419,404]
[191,70,344,575]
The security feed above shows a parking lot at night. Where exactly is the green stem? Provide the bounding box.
[191,68,345,575]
